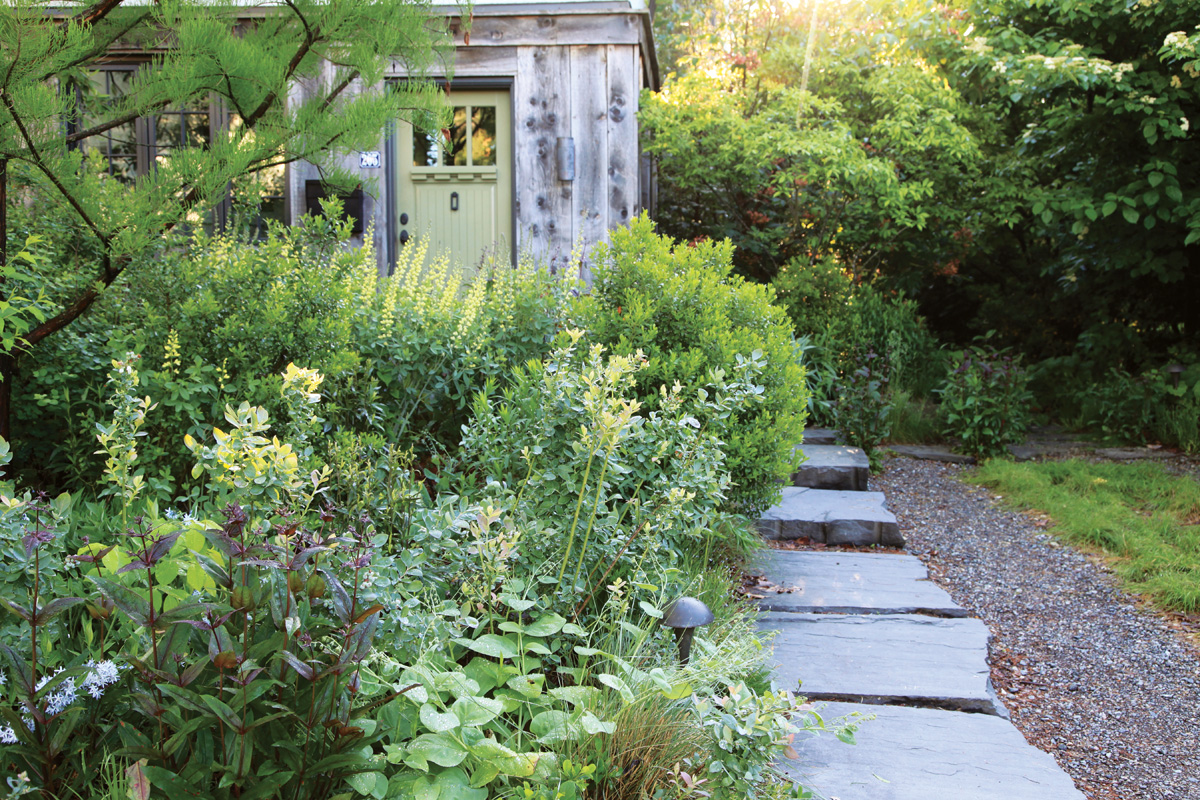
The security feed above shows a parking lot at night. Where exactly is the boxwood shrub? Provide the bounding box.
[573,215,808,514]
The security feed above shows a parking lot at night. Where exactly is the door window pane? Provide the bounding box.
[413,129,438,166]
[447,106,469,166]
[472,106,496,166]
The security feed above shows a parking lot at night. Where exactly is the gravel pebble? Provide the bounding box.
[873,454,1200,800]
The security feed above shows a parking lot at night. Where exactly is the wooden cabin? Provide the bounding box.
[286,0,660,280]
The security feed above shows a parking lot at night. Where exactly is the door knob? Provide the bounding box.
[399,230,409,245]
[400,212,409,225]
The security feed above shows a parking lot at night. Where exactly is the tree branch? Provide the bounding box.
[320,69,359,113]
[74,0,126,28]
[242,3,320,129]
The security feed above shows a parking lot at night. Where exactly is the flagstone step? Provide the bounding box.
[781,701,1085,800]
[803,428,840,445]
[752,551,966,617]
[757,487,903,547]
[759,613,1002,715]
[791,444,870,491]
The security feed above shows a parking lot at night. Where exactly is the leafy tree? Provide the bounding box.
[0,0,448,440]
[643,0,988,286]
[927,0,1200,363]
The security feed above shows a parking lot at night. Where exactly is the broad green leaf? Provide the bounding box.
[580,711,615,735]
[419,703,459,733]
[523,613,566,637]
[597,673,635,703]
[453,634,518,659]
[451,694,503,726]
[429,768,487,800]
[407,733,468,767]
[346,772,385,797]
[530,710,580,744]
[548,685,600,707]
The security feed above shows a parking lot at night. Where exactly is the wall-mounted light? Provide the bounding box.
[557,137,575,182]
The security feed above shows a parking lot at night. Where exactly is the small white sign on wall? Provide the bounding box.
[360,151,382,169]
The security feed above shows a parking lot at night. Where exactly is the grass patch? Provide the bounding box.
[885,390,943,444]
[972,459,1200,612]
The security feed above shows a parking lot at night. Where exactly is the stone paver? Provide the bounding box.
[886,445,976,464]
[783,702,1086,800]
[757,487,903,547]
[792,444,870,491]
[803,428,839,445]
[759,613,1001,714]
[753,551,965,617]
[1095,446,1176,460]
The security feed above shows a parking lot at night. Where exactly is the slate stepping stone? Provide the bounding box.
[886,444,976,464]
[753,551,965,617]
[759,613,1001,715]
[792,444,870,491]
[757,487,903,547]
[803,428,839,445]
[781,701,1085,800]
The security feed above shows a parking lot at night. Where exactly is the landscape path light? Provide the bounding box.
[663,596,714,666]
[1168,363,1184,389]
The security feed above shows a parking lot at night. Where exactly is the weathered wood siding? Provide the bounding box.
[288,10,655,281]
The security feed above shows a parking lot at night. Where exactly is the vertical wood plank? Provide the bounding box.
[570,45,608,284]
[606,44,637,236]
[514,45,571,271]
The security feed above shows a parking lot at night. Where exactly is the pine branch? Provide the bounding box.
[75,0,126,28]
[0,90,109,247]
[242,3,320,129]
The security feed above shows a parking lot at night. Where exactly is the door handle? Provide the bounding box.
[450,192,459,212]
[399,230,409,245]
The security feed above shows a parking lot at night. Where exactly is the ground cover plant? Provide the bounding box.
[973,459,1200,613]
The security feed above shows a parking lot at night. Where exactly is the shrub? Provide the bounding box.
[773,256,944,428]
[457,332,751,619]
[0,361,389,800]
[573,216,808,514]
[938,343,1033,458]
[832,349,892,468]
[327,237,570,465]
[13,217,369,496]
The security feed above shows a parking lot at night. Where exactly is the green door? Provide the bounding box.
[395,89,512,265]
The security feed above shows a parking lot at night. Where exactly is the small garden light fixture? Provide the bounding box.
[1168,363,1184,389]
[663,596,714,666]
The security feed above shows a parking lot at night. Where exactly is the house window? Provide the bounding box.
[77,66,287,232]
[412,105,497,168]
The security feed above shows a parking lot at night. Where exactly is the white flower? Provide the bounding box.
[81,660,121,699]
[45,677,77,716]
[1182,117,1191,132]
[0,726,17,744]
[0,669,7,686]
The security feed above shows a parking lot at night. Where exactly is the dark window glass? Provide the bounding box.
[472,106,496,166]
[448,106,469,166]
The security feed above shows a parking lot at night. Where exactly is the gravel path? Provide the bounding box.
[873,455,1200,800]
